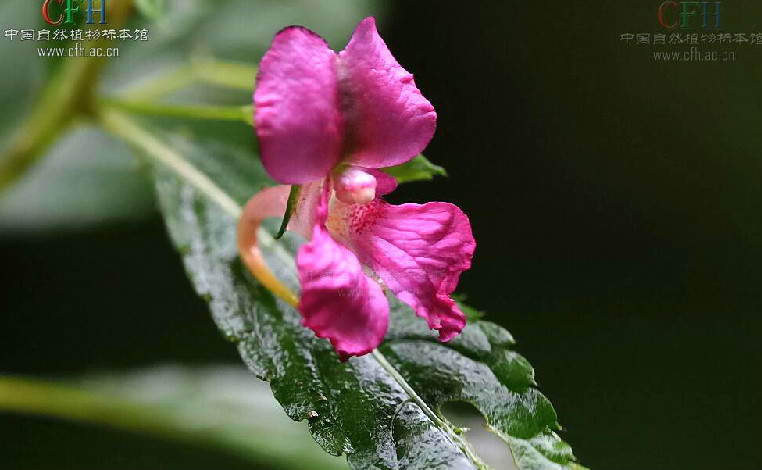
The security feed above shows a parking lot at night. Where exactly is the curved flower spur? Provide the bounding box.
[238,17,476,360]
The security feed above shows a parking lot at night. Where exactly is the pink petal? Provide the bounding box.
[335,200,475,341]
[338,17,437,169]
[297,225,389,360]
[254,26,343,184]
[366,169,399,196]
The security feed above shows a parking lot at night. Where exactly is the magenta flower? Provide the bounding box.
[239,17,475,360]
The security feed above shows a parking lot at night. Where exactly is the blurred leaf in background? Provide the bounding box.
[0,366,347,469]
[0,126,154,233]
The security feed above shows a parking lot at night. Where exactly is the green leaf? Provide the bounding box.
[103,111,582,470]
[382,154,448,183]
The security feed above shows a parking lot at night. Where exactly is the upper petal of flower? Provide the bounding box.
[254,26,343,184]
[297,223,389,361]
[338,17,437,169]
[333,200,475,341]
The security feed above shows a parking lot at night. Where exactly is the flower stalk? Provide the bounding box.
[101,98,253,124]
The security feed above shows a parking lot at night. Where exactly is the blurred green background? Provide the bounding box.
[1,0,760,469]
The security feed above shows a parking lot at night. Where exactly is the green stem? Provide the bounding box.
[126,59,256,101]
[192,59,257,91]
[0,0,135,195]
[101,98,253,124]
[0,374,346,469]
[0,376,181,437]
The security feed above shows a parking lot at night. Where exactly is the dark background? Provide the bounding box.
[1,1,760,469]
[386,2,761,469]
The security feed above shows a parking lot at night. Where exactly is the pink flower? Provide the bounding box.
[240,17,476,360]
